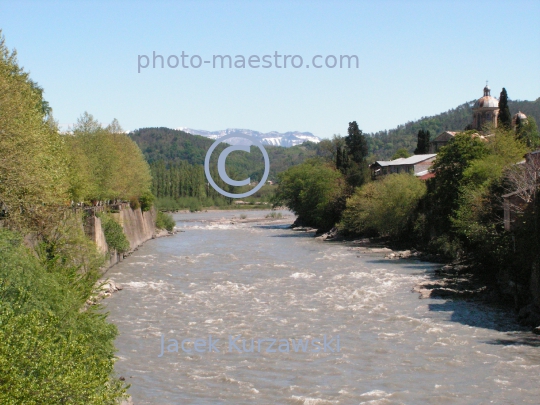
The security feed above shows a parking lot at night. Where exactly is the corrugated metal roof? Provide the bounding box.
[373,154,437,167]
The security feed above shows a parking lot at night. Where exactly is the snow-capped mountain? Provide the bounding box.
[177,127,321,147]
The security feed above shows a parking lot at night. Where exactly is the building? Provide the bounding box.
[429,84,500,152]
[370,154,437,180]
[429,131,457,153]
[513,111,528,128]
[472,84,499,130]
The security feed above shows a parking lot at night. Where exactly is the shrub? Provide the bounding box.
[97,212,130,253]
[340,173,427,238]
[0,228,127,404]
[265,212,283,219]
[156,211,175,231]
[139,190,155,212]
[273,159,346,230]
[129,196,140,210]
[239,214,247,219]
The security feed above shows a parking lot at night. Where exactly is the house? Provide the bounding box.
[370,154,437,180]
[429,131,457,153]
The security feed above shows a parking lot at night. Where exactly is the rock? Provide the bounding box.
[316,227,341,241]
[370,247,393,253]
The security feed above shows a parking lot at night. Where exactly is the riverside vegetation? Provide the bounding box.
[0,33,178,403]
[274,114,540,322]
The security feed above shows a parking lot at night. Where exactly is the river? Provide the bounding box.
[104,210,540,404]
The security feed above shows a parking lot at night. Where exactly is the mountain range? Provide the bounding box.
[176,127,321,147]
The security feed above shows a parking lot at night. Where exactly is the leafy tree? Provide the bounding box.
[66,113,152,203]
[273,159,347,230]
[414,129,431,154]
[0,32,70,231]
[451,129,528,275]
[516,116,540,148]
[498,88,512,128]
[392,148,411,160]
[340,173,426,238]
[426,132,489,234]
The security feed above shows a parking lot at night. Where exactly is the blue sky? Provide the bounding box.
[1,0,539,138]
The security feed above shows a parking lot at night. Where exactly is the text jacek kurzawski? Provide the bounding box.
[157,334,341,356]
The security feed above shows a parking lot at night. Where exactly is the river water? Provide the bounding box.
[104,210,540,404]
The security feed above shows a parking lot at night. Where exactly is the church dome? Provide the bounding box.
[473,85,499,109]
[513,111,527,121]
[474,96,499,108]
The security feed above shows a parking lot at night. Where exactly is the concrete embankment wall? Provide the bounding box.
[85,204,157,270]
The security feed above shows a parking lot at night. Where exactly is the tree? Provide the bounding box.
[498,88,512,128]
[343,121,369,187]
[273,159,346,230]
[340,173,427,238]
[67,113,152,203]
[426,132,489,234]
[392,148,411,160]
[346,121,368,164]
[414,129,431,154]
[0,32,70,232]
[516,116,540,148]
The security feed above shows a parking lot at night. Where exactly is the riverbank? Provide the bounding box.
[307,226,540,332]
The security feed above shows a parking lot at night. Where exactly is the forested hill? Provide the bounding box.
[367,97,540,159]
[129,127,320,181]
[129,127,214,165]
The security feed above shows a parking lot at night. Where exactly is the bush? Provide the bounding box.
[156,211,175,231]
[129,196,140,210]
[97,212,130,253]
[0,228,127,404]
[273,159,346,230]
[340,173,427,238]
[265,212,283,219]
[139,190,155,212]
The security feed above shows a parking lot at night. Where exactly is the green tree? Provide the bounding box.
[391,148,411,160]
[414,129,431,154]
[343,121,369,187]
[0,32,70,232]
[340,173,427,238]
[273,159,347,230]
[426,132,489,234]
[498,88,512,128]
[66,113,152,203]
[516,116,540,148]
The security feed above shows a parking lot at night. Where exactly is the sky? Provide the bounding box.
[1,0,539,138]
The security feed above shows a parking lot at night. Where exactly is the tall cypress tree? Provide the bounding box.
[498,88,512,128]
[344,121,369,187]
[414,129,430,154]
[424,130,431,153]
[345,121,368,164]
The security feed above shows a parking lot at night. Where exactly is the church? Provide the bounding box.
[429,84,528,153]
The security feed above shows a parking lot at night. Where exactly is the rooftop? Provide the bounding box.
[372,154,437,167]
